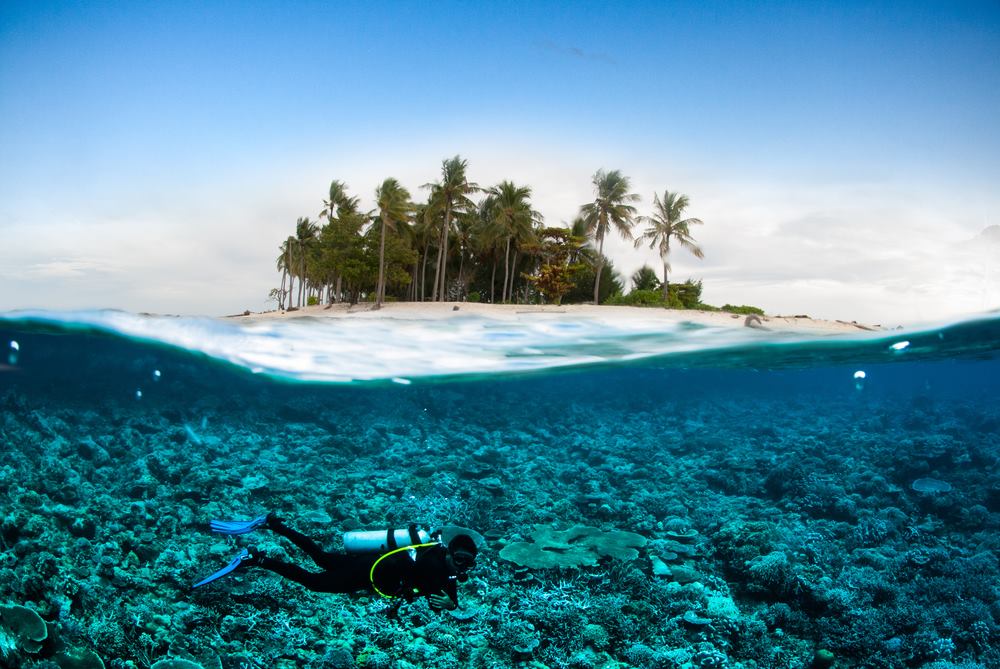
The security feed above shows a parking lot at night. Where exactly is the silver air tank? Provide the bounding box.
[343,528,432,553]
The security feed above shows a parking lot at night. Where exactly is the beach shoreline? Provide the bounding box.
[228,302,880,335]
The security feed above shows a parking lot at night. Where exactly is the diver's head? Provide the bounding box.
[447,534,478,577]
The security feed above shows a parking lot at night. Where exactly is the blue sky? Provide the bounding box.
[1,1,998,322]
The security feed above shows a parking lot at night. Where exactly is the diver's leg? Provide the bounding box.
[256,557,351,593]
[268,517,337,568]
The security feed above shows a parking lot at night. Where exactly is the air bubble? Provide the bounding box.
[890,341,910,351]
[135,389,143,400]
[153,369,162,381]
[853,369,867,392]
[7,340,18,365]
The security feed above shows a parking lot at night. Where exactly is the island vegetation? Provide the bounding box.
[271,155,760,313]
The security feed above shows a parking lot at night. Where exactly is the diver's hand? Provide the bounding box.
[427,592,456,610]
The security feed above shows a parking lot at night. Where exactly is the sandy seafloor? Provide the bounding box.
[1,310,1000,669]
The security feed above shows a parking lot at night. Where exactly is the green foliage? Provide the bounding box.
[467,291,481,303]
[721,304,765,315]
[630,265,661,291]
[522,227,586,305]
[606,289,665,306]
[306,296,319,306]
[672,279,703,308]
[564,257,623,304]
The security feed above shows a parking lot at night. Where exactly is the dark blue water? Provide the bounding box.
[1,313,999,669]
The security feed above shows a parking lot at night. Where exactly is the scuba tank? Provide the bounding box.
[344,525,433,553]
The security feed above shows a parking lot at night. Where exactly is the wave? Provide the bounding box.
[1,308,998,383]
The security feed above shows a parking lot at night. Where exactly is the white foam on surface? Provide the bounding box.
[0,308,970,383]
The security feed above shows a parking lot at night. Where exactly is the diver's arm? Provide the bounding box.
[427,591,457,610]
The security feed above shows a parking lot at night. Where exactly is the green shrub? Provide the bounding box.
[671,280,703,308]
[605,280,703,310]
[721,304,764,316]
[467,291,481,303]
[306,296,319,306]
[607,289,666,306]
[630,265,661,292]
[563,258,623,304]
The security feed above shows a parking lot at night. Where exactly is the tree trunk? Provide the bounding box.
[376,217,387,309]
[502,237,511,303]
[593,233,606,305]
[421,240,430,301]
[490,255,497,303]
[432,202,451,301]
[510,250,519,303]
[298,252,304,307]
[438,202,452,301]
[662,259,670,300]
[278,270,287,310]
[285,247,294,309]
[335,275,342,303]
[457,244,465,301]
[431,202,451,302]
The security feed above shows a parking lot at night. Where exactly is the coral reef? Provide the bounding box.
[0,323,998,668]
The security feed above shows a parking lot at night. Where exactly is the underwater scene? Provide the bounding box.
[1,311,999,669]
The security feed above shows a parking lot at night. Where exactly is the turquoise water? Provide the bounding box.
[1,310,999,669]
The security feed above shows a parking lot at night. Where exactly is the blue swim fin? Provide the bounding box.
[193,549,252,588]
[210,514,269,536]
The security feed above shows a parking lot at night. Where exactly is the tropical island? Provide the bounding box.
[270,155,738,312]
[257,155,876,333]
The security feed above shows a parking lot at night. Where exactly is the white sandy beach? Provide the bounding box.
[231,302,879,335]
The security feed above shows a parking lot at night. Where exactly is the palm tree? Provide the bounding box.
[579,169,640,304]
[423,156,479,302]
[374,178,412,309]
[410,203,437,301]
[319,180,360,222]
[276,238,293,309]
[487,181,543,303]
[451,209,479,300]
[318,181,361,303]
[293,217,318,307]
[473,193,501,302]
[634,190,704,299]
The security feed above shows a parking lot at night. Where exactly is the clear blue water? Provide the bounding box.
[1,310,999,669]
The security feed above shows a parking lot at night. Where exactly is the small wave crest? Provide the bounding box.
[1,309,998,383]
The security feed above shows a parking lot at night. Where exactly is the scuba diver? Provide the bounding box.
[193,513,479,612]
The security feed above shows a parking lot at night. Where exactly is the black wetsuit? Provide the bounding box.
[259,521,460,604]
